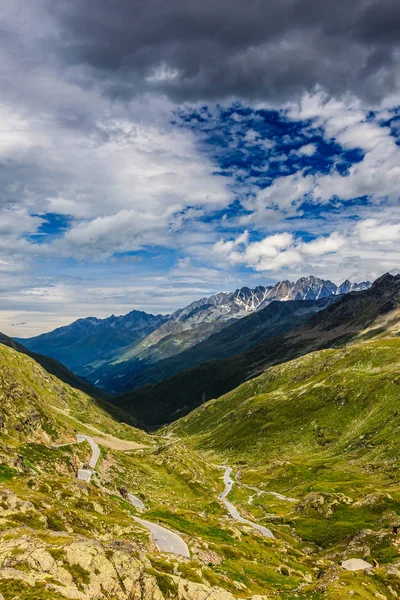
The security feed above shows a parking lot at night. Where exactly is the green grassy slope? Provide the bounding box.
[115,273,400,428]
[165,337,400,598]
[0,332,110,402]
[169,338,400,466]
[4,329,400,596]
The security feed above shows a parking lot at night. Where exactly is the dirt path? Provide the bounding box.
[50,404,149,450]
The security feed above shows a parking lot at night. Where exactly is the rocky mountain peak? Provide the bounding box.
[371,272,400,290]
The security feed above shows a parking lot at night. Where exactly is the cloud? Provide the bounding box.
[356,219,400,243]
[40,0,400,104]
[299,232,346,256]
[296,143,317,156]
[214,230,348,272]
[1,1,400,335]
[213,215,400,283]
[237,93,400,227]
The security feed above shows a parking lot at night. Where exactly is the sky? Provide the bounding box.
[1,0,400,336]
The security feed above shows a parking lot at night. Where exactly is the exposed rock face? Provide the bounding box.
[296,493,352,518]
[0,483,267,600]
[0,533,161,599]
[0,532,269,599]
[177,578,268,599]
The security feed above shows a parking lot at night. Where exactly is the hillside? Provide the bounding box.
[164,337,400,597]
[4,293,400,597]
[0,340,327,600]
[95,296,335,394]
[114,273,400,428]
[168,338,400,466]
[0,332,111,403]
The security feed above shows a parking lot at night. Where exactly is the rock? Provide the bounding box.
[354,493,392,508]
[296,492,352,517]
[176,578,267,599]
[196,549,222,565]
[341,558,373,571]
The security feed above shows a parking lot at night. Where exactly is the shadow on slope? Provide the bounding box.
[92,297,335,394]
[113,273,400,429]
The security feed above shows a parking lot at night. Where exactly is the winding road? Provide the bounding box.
[133,516,190,557]
[127,492,146,511]
[75,433,190,557]
[219,467,274,538]
[76,434,100,482]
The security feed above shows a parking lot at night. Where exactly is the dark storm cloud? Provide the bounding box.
[47,0,400,102]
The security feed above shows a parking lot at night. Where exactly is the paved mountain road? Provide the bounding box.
[75,433,190,557]
[77,434,100,468]
[133,517,190,557]
[127,492,146,511]
[219,467,274,538]
[76,434,100,482]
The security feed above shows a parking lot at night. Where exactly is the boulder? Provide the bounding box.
[341,558,373,571]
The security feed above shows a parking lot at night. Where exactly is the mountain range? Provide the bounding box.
[17,275,370,394]
[114,273,397,428]
[16,310,168,376]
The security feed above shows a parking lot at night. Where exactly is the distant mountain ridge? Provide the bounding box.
[169,276,371,323]
[104,276,371,366]
[16,275,371,390]
[16,310,169,376]
[92,296,337,394]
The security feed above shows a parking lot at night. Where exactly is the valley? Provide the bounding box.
[1,274,400,599]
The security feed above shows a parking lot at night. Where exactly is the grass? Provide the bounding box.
[0,580,71,600]
[0,465,17,483]
[4,335,400,598]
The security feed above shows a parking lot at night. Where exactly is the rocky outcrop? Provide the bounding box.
[0,531,269,600]
[296,493,352,517]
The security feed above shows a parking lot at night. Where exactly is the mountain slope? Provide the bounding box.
[4,295,400,597]
[0,332,112,403]
[17,310,168,376]
[15,277,370,394]
[86,276,370,391]
[94,296,336,394]
[112,276,370,367]
[168,337,400,465]
[0,338,321,599]
[163,336,400,597]
[114,273,399,428]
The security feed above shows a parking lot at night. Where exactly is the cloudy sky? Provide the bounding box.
[1,0,400,335]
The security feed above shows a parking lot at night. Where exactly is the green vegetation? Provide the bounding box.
[0,465,17,482]
[0,580,70,600]
[169,339,400,466]
[163,337,400,597]
[67,563,91,590]
[4,277,400,599]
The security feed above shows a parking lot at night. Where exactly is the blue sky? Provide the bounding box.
[1,1,400,335]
